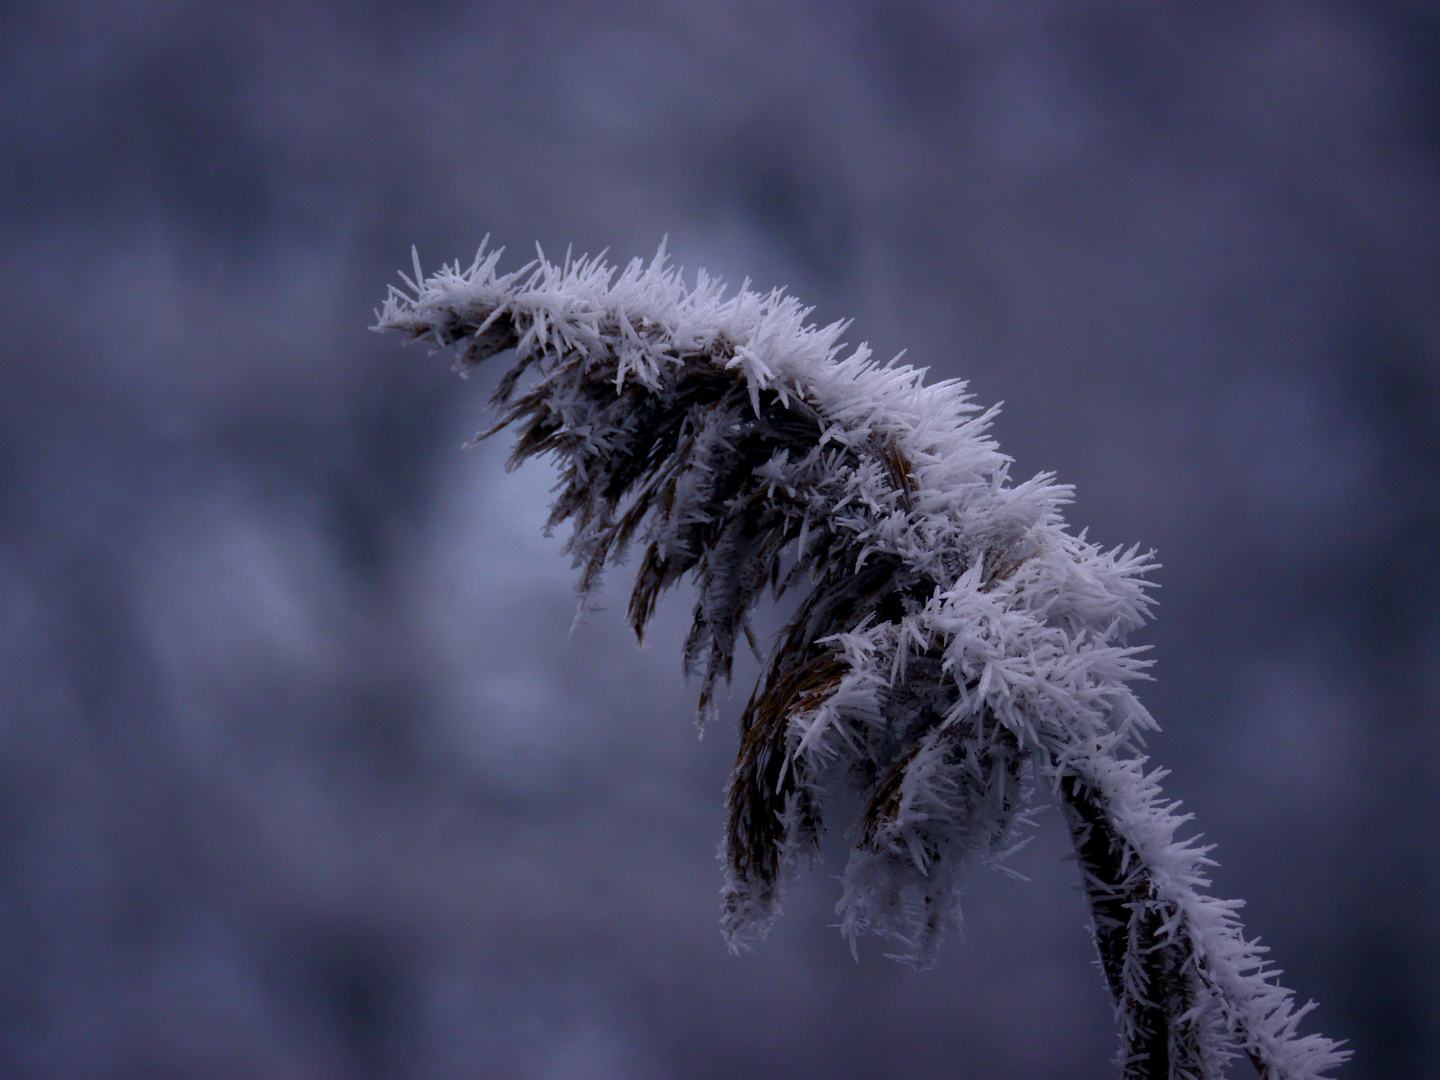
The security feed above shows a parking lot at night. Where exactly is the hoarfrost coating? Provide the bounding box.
[377,240,1348,1080]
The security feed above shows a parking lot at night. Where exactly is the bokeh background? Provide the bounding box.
[3,2,1438,1077]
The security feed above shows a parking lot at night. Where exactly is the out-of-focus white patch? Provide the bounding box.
[399,432,705,799]
[134,483,355,757]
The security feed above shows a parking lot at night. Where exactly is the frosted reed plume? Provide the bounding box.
[376,240,1347,1080]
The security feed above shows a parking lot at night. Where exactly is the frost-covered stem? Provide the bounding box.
[1062,773,1204,1079]
[375,241,1348,1080]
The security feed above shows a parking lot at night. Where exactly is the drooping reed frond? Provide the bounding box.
[376,240,1347,1080]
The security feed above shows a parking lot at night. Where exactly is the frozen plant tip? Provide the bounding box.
[376,239,1347,1080]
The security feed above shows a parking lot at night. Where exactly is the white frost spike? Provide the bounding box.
[376,240,1347,1080]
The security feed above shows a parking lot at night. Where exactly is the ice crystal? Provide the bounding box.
[376,239,1347,1080]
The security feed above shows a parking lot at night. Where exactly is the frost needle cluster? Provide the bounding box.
[376,240,1346,1080]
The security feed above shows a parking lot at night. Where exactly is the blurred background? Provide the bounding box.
[2,2,1437,1077]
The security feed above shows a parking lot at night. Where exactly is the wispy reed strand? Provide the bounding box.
[377,239,1347,1080]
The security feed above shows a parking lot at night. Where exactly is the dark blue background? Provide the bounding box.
[3,2,1437,1077]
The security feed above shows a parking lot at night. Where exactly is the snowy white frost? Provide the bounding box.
[376,240,1346,1080]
